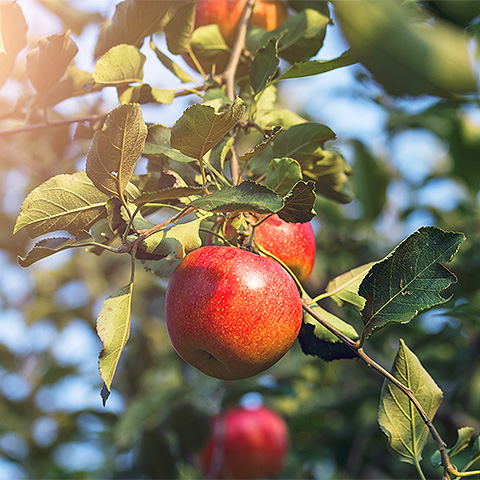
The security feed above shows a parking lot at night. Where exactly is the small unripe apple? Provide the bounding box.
[198,405,290,479]
[165,246,302,380]
[255,214,316,284]
[195,0,288,46]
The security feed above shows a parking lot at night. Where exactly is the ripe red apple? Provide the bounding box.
[165,246,302,380]
[255,214,316,284]
[198,405,290,479]
[195,0,288,46]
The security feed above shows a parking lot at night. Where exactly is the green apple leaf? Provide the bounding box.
[18,231,99,267]
[117,84,175,105]
[378,339,443,465]
[94,0,187,58]
[238,126,282,164]
[0,1,28,89]
[14,171,109,238]
[189,24,230,63]
[137,216,203,260]
[133,185,207,206]
[277,181,316,223]
[188,181,283,214]
[326,262,377,310]
[471,436,480,464]
[91,44,145,87]
[431,427,475,467]
[86,103,148,199]
[273,122,336,164]
[150,45,194,84]
[141,256,181,278]
[171,98,245,160]
[264,157,303,197]
[277,50,356,81]
[97,282,134,406]
[164,0,195,55]
[359,226,465,342]
[26,31,78,95]
[299,299,359,361]
[250,36,279,94]
[144,124,194,162]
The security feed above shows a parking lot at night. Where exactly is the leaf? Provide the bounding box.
[26,31,78,95]
[277,181,316,223]
[0,1,28,89]
[133,185,207,206]
[171,98,245,160]
[14,171,110,238]
[273,122,336,164]
[151,46,194,83]
[91,44,145,87]
[164,0,195,55]
[277,50,356,81]
[326,262,377,310]
[117,84,175,105]
[189,24,230,63]
[94,0,187,58]
[264,157,303,197]
[86,103,148,199]
[137,217,203,260]
[359,226,465,341]
[250,36,279,94]
[18,231,97,267]
[238,126,282,164]
[97,283,133,405]
[431,427,475,467]
[334,0,477,97]
[188,180,283,215]
[378,339,443,465]
[144,124,195,162]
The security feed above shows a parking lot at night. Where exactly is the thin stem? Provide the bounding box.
[414,457,427,480]
[187,43,207,80]
[309,273,364,304]
[0,112,108,136]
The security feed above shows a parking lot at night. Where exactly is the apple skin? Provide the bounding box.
[255,214,316,284]
[165,246,302,381]
[195,0,288,46]
[198,405,290,479]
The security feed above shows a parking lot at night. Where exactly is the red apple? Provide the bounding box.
[195,0,288,46]
[255,214,316,284]
[198,405,290,479]
[165,246,302,380]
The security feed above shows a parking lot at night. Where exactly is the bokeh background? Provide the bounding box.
[0,1,479,478]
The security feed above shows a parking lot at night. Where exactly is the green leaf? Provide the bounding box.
[14,171,109,238]
[91,44,145,87]
[250,36,279,94]
[326,262,377,310]
[0,1,28,89]
[299,298,359,361]
[86,103,148,199]
[94,0,187,58]
[359,226,465,341]
[378,339,443,465]
[151,46,194,83]
[18,231,98,267]
[117,84,175,105]
[137,217,203,260]
[189,24,230,63]
[471,436,480,463]
[238,126,282,164]
[97,283,133,405]
[133,185,207,206]
[277,50,356,81]
[171,98,245,160]
[164,0,195,55]
[144,124,195,162]
[188,180,283,215]
[264,157,303,197]
[26,30,78,95]
[273,122,336,164]
[334,0,478,97]
[431,427,475,467]
[277,181,316,223]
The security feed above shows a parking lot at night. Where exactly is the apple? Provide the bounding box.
[255,214,316,284]
[198,405,290,479]
[195,0,288,46]
[165,246,302,380]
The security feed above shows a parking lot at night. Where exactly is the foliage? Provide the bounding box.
[0,0,479,479]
